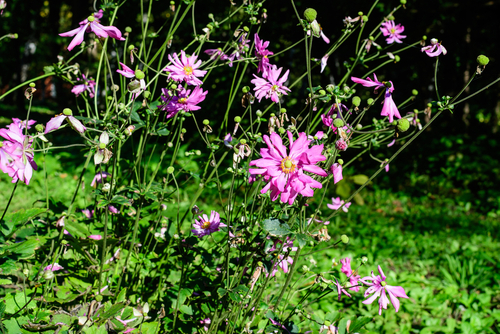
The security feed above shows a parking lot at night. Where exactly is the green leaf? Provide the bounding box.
[262,219,291,237]
[83,325,108,334]
[2,319,21,333]
[3,238,39,259]
[349,316,372,332]
[109,195,131,206]
[0,259,18,274]
[0,301,6,318]
[116,288,127,303]
[95,302,125,323]
[296,233,309,248]
[351,174,369,185]
[43,66,55,74]
[217,288,227,298]
[140,322,159,334]
[228,291,242,302]
[65,219,89,238]
[325,311,340,323]
[0,208,46,238]
[0,278,12,285]
[338,317,349,334]
[179,305,193,315]
[131,109,144,124]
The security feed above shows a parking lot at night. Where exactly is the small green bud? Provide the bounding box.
[422,35,427,41]
[326,84,335,93]
[181,128,186,133]
[125,26,132,33]
[95,294,103,302]
[387,15,395,20]
[394,55,400,62]
[99,142,106,149]
[392,120,398,126]
[362,15,369,22]
[134,69,145,80]
[412,89,418,96]
[171,84,178,90]
[242,86,250,93]
[317,90,325,96]
[400,0,407,4]
[167,166,175,174]
[234,116,242,123]
[240,139,247,145]
[352,96,361,107]
[278,127,286,134]
[356,123,363,130]
[358,11,363,16]
[243,26,249,32]
[369,36,374,41]
[256,110,263,117]
[10,33,18,39]
[333,118,344,128]
[128,45,135,51]
[280,108,287,113]
[203,119,209,125]
[337,159,344,165]
[275,271,282,278]
[63,108,73,116]
[324,321,331,327]
[477,55,490,66]
[303,8,317,23]
[427,103,432,108]
[43,270,55,280]
[35,124,44,132]
[362,256,368,263]
[143,91,151,99]
[367,98,374,105]
[397,118,410,132]
[87,15,95,22]
[29,82,36,88]
[302,265,309,272]
[341,235,349,244]
[170,1,175,5]
[270,113,275,117]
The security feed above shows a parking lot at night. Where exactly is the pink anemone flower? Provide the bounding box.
[380,20,406,44]
[327,197,351,212]
[254,33,274,76]
[158,86,208,119]
[361,265,409,315]
[71,74,96,98]
[340,258,361,292]
[164,50,207,86]
[330,163,343,184]
[251,65,291,104]
[45,109,86,134]
[192,210,226,238]
[421,38,447,57]
[249,131,327,205]
[60,10,124,51]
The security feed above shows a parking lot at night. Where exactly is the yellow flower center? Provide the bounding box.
[272,84,279,91]
[184,66,193,75]
[381,281,387,287]
[280,157,296,174]
[178,97,187,104]
[390,28,395,34]
[201,221,211,229]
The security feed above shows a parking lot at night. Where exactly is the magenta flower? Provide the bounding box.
[330,163,343,184]
[421,38,447,57]
[321,103,349,130]
[380,21,406,44]
[361,265,409,315]
[327,197,351,212]
[0,119,37,185]
[192,210,226,238]
[249,131,327,205]
[334,279,352,301]
[351,74,401,123]
[164,50,207,86]
[340,258,361,292]
[89,235,102,240]
[251,66,291,103]
[254,33,274,75]
[82,208,95,219]
[200,318,211,332]
[268,237,298,277]
[44,263,64,271]
[45,109,86,134]
[90,171,111,187]
[71,74,96,98]
[59,10,124,51]
[108,205,119,214]
[205,48,224,60]
[158,86,208,119]
[269,318,290,333]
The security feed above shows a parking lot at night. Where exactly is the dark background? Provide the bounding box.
[0,0,498,213]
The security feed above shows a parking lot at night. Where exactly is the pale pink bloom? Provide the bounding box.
[340,258,361,292]
[71,74,95,98]
[254,33,274,76]
[315,131,324,140]
[249,131,327,205]
[320,324,339,334]
[223,133,233,148]
[421,38,447,57]
[44,263,64,271]
[164,50,207,86]
[82,208,94,219]
[108,205,119,214]
[12,118,36,130]
[251,65,291,103]
[307,20,330,43]
[115,316,137,327]
[268,237,297,277]
[192,211,226,238]
[334,279,352,300]
[335,139,348,151]
[361,265,409,315]
[105,248,120,264]
[327,197,351,212]
[200,318,211,332]
[387,139,396,147]
[380,21,406,44]
[307,217,330,225]
[116,62,135,78]
[45,110,86,134]
[320,54,329,73]
[59,10,124,51]
[88,235,102,240]
[158,86,207,118]
[321,103,349,130]
[330,163,343,184]
[204,48,224,60]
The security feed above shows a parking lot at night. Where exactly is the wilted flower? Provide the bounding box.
[335,139,348,151]
[320,54,329,73]
[71,74,96,98]
[90,171,111,187]
[308,20,330,43]
[249,131,327,204]
[223,133,233,148]
[204,48,224,60]
[421,38,447,57]
[351,74,401,123]
[164,50,207,86]
[380,21,406,44]
[45,108,86,134]
[268,237,298,277]
[192,210,226,238]
[158,86,207,119]
[327,197,351,212]
[117,62,146,98]
[361,265,409,315]
[59,9,124,51]
[330,163,343,184]
[251,65,291,103]
[94,132,112,165]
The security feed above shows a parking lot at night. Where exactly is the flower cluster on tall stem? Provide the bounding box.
[351,74,401,123]
[59,9,124,51]
[380,20,406,44]
[249,131,327,205]
[0,119,37,185]
[254,33,274,76]
[251,65,291,103]
[71,74,96,98]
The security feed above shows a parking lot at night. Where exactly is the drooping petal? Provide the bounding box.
[45,115,67,133]
[67,116,87,133]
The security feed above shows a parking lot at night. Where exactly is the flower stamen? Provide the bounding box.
[183,66,193,76]
[280,156,296,174]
